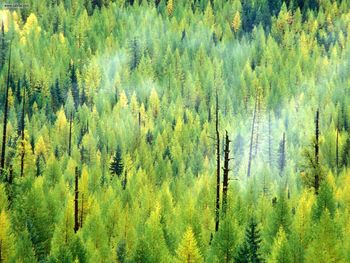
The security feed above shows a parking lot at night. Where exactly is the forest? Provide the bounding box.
[0,0,350,262]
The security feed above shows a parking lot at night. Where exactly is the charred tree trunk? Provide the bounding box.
[314,109,320,195]
[0,43,12,176]
[247,91,258,177]
[20,87,25,177]
[74,167,79,233]
[215,89,220,232]
[68,113,73,157]
[222,130,231,215]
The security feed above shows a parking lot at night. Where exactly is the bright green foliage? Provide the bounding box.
[268,227,292,263]
[176,226,203,263]
[0,0,349,262]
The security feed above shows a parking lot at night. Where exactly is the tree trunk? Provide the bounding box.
[222,130,231,215]
[247,91,258,177]
[0,43,12,176]
[20,87,25,177]
[215,88,220,232]
[314,109,320,195]
[268,112,272,167]
[80,193,84,228]
[74,167,79,233]
[336,116,339,175]
[68,113,73,157]
[279,132,286,175]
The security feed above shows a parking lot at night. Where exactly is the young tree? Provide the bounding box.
[176,227,203,263]
[268,227,292,263]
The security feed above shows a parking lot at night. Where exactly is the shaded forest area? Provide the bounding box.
[1,0,350,262]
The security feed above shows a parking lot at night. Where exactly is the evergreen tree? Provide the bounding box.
[110,146,124,177]
[235,218,263,263]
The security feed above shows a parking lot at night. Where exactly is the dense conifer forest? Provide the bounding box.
[0,0,350,262]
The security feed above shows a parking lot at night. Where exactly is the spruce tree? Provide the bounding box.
[235,218,263,263]
[110,146,124,177]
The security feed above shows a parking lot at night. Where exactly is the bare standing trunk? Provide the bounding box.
[268,112,272,167]
[68,113,73,157]
[74,167,79,233]
[247,91,258,177]
[314,109,320,195]
[215,88,220,232]
[279,132,286,175]
[20,87,25,177]
[336,116,339,175]
[222,131,231,215]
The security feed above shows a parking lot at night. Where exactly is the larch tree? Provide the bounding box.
[268,227,292,263]
[0,210,14,262]
[176,226,203,263]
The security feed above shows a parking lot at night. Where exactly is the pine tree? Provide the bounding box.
[235,218,263,263]
[176,227,203,263]
[110,146,124,177]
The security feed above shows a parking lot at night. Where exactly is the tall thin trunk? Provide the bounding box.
[254,97,260,157]
[314,109,320,195]
[215,88,220,232]
[68,113,73,157]
[74,167,79,233]
[336,116,339,175]
[80,193,84,228]
[222,130,231,215]
[138,111,141,128]
[8,164,13,184]
[0,43,12,176]
[247,91,258,177]
[20,87,25,177]
[268,111,272,167]
[279,132,286,175]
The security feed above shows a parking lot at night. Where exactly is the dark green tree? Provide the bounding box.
[110,146,124,177]
[235,218,263,263]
